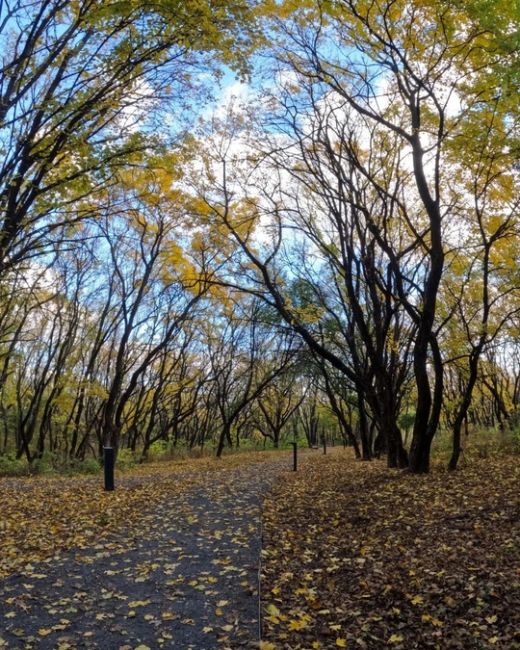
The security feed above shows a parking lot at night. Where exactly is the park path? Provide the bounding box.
[0,455,300,649]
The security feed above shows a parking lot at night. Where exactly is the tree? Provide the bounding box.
[252,365,306,448]
[192,0,519,472]
[204,297,299,457]
[0,0,258,274]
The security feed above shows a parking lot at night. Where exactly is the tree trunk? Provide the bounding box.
[448,349,482,471]
[216,422,232,458]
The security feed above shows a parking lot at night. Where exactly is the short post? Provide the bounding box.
[322,434,327,455]
[103,447,115,491]
[291,442,297,471]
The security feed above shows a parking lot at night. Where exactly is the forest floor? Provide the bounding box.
[1,448,519,649]
[260,449,520,650]
[0,450,295,649]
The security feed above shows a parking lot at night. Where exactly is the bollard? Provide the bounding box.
[322,435,327,455]
[291,442,297,471]
[103,446,115,491]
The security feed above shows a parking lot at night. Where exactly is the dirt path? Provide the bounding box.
[0,456,295,649]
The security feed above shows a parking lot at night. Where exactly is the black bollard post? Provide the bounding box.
[322,435,327,455]
[291,442,297,471]
[103,447,115,491]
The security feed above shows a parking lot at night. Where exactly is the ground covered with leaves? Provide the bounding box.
[260,450,520,649]
[0,451,293,649]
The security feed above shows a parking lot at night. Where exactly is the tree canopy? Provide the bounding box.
[0,0,519,474]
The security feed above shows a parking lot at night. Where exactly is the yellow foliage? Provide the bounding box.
[287,618,309,631]
[388,634,404,644]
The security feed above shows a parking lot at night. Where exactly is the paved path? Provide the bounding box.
[0,458,291,649]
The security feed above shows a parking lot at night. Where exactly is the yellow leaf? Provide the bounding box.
[336,639,347,647]
[259,643,276,650]
[216,599,229,607]
[266,604,281,617]
[38,629,52,637]
[288,618,308,630]
[388,634,404,644]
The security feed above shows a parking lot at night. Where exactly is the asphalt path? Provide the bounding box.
[0,457,292,649]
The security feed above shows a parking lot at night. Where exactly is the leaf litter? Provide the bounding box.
[260,449,520,649]
[3,448,518,648]
[0,451,291,648]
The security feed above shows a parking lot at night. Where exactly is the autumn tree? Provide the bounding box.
[189,95,418,466]
[190,0,519,472]
[203,297,300,457]
[252,363,306,448]
[0,0,258,275]
[1,0,519,477]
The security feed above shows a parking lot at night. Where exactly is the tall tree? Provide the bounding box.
[196,0,519,472]
[0,0,258,273]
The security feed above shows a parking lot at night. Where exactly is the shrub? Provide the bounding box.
[147,440,171,461]
[32,451,58,475]
[0,454,28,476]
[116,447,137,470]
[76,457,101,474]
